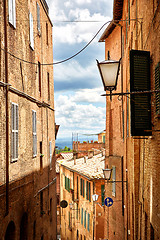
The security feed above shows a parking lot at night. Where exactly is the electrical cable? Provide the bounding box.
[0,20,112,66]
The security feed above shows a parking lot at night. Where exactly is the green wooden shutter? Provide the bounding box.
[101,185,105,206]
[87,213,90,231]
[80,178,82,195]
[130,50,151,136]
[65,176,67,190]
[86,181,88,200]
[81,208,83,225]
[84,210,86,228]
[83,180,85,197]
[89,182,91,202]
[155,62,160,115]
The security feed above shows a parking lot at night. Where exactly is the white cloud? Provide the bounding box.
[71,88,105,103]
[55,92,106,138]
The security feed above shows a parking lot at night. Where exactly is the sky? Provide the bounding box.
[47,0,114,140]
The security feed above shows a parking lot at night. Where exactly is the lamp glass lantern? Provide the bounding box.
[92,194,99,202]
[103,168,112,180]
[97,59,120,96]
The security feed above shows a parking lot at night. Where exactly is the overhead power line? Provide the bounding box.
[0,20,112,66]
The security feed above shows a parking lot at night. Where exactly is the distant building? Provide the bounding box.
[0,0,56,239]
[58,153,106,240]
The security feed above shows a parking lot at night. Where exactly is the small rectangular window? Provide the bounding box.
[83,180,85,197]
[9,0,16,28]
[32,110,37,157]
[29,12,34,50]
[11,103,18,161]
[89,182,91,202]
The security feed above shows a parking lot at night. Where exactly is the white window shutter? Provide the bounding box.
[32,110,37,157]
[29,12,34,50]
[9,0,16,28]
[37,3,40,33]
[49,141,52,168]
[11,103,18,161]
[13,0,16,28]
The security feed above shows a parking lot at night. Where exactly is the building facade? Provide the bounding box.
[58,153,105,240]
[99,0,160,239]
[0,0,56,239]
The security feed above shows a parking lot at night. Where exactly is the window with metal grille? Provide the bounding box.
[11,103,18,161]
[155,62,160,115]
[32,110,37,157]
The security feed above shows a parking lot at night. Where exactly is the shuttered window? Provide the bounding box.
[49,141,52,169]
[101,185,105,206]
[87,213,90,232]
[11,103,18,161]
[29,12,34,50]
[83,179,85,197]
[32,110,37,157]
[130,50,151,136]
[37,3,40,33]
[89,182,91,202]
[81,208,83,225]
[84,210,86,228]
[80,178,82,195]
[86,181,88,200]
[9,0,16,28]
[155,62,160,115]
[112,166,116,197]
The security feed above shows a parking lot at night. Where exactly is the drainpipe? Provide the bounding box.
[3,0,9,216]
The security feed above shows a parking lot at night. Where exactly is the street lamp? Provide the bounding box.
[103,168,112,180]
[92,194,99,202]
[96,59,121,100]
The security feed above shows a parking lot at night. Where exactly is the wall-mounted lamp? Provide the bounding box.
[92,194,99,202]
[103,168,112,180]
[96,59,121,100]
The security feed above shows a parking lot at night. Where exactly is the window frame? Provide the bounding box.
[29,11,34,50]
[8,0,16,28]
[32,110,37,157]
[11,102,18,162]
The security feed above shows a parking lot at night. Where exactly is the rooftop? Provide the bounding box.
[58,153,105,180]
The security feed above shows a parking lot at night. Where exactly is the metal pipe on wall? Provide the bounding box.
[3,0,9,216]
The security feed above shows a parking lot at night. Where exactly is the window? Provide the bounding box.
[65,176,70,192]
[84,210,86,228]
[40,141,43,172]
[81,208,83,225]
[87,213,90,232]
[32,110,37,157]
[49,141,52,169]
[155,62,160,115]
[80,178,82,195]
[83,180,85,197]
[9,0,16,28]
[47,72,50,101]
[86,181,88,200]
[77,176,79,199]
[112,166,116,197]
[101,185,105,206]
[130,50,151,136]
[38,62,41,95]
[76,203,78,220]
[40,192,43,216]
[46,23,48,45]
[11,103,18,161]
[89,182,91,202]
[29,12,34,50]
[37,3,40,34]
